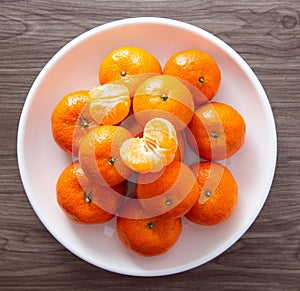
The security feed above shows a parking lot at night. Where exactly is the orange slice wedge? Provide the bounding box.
[89,84,130,125]
[120,118,178,173]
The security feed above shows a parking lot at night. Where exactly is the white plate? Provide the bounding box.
[17,17,277,276]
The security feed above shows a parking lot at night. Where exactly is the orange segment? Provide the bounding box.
[120,118,178,173]
[120,138,165,173]
[143,117,178,165]
[89,84,130,125]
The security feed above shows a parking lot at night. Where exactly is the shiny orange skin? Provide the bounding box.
[78,125,133,186]
[187,102,246,160]
[185,161,238,225]
[56,162,126,224]
[99,46,162,84]
[51,90,98,157]
[136,161,200,219]
[133,75,195,131]
[163,49,221,103]
[117,199,182,256]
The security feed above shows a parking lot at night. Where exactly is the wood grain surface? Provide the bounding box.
[0,0,299,290]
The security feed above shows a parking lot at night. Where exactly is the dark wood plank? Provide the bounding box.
[0,0,299,290]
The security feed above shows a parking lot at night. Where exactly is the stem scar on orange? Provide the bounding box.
[163,49,221,104]
[99,46,162,85]
[51,90,98,157]
[187,101,246,160]
[78,125,133,186]
[185,161,238,226]
[116,199,182,256]
[56,162,127,224]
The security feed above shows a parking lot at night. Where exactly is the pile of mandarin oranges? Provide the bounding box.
[51,46,246,257]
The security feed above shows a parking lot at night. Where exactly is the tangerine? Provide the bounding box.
[117,199,182,256]
[78,125,133,186]
[163,49,221,103]
[185,161,238,225]
[187,102,246,160]
[99,46,162,84]
[136,161,200,219]
[51,90,97,156]
[56,162,126,224]
[133,75,194,131]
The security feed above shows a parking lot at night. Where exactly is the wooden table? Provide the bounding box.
[1,1,299,289]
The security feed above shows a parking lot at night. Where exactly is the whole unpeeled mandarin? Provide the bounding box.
[79,125,133,186]
[187,102,246,160]
[136,161,200,219]
[185,161,238,225]
[99,46,162,84]
[163,49,221,103]
[117,199,182,256]
[133,75,195,131]
[56,162,126,224]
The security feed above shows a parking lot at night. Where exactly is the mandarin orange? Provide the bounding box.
[117,199,182,256]
[163,49,221,103]
[51,90,98,156]
[133,75,194,131]
[78,125,133,186]
[185,161,238,225]
[187,102,246,160]
[136,161,200,219]
[99,46,162,84]
[56,162,126,224]
[109,73,157,98]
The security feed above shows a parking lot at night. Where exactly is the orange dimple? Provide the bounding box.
[163,49,221,104]
[185,161,238,226]
[99,46,162,85]
[120,118,178,173]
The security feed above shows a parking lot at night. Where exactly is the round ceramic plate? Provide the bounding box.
[17,17,277,276]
